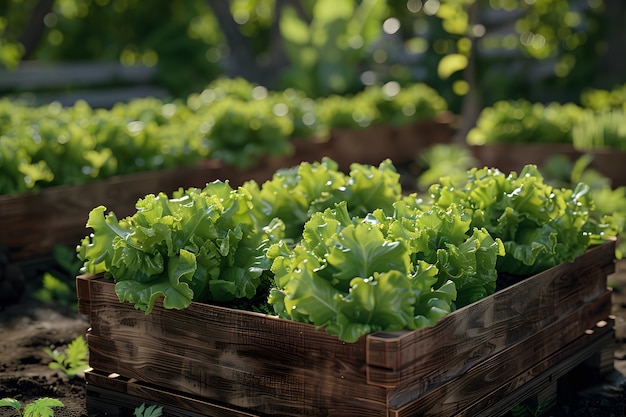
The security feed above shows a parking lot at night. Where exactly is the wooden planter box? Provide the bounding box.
[76,240,616,417]
[470,144,626,187]
[0,162,225,261]
[329,115,455,172]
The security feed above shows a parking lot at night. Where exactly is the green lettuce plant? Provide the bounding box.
[267,200,504,342]
[77,180,283,313]
[426,164,617,276]
[77,158,616,343]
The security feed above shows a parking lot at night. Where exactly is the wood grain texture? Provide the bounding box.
[78,240,616,416]
[83,277,387,416]
[460,327,615,417]
[366,241,615,385]
[388,292,614,416]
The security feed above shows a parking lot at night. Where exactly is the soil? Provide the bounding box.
[2,257,626,417]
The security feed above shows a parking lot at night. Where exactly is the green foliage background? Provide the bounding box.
[1,0,623,111]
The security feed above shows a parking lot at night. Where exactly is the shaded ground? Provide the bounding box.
[1,259,626,417]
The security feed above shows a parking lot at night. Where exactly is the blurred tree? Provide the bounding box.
[382,0,609,140]
[0,0,622,113]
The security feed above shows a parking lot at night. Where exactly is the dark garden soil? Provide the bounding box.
[2,256,626,417]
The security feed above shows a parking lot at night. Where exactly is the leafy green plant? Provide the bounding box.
[0,98,209,195]
[426,164,617,276]
[77,158,617,342]
[360,82,449,127]
[200,96,293,170]
[415,143,478,191]
[134,403,163,417]
[572,108,626,151]
[315,92,379,132]
[466,99,583,146]
[0,397,64,417]
[242,158,404,241]
[510,397,554,417]
[77,180,283,313]
[541,154,626,259]
[267,200,503,342]
[43,335,89,379]
[33,245,83,311]
[77,158,406,314]
[581,83,626,111]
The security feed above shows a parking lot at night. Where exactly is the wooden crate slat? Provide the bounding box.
[366,264,608,388]
[388,290,613,415]
[86,375,257,417]
[76,273,93,316]
[86,330,388,416]
[463,324,615,417]
[84,276,369,365]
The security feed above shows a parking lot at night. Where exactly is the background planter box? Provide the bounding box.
[76,241,616,417]
[0,162,223,261]
[470,144,626,187]
[328,115,455,172]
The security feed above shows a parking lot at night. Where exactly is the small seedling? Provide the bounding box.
[0,397,64,417]
[134,403,163,417]
[510,397,554,417]
[43,335,89,378]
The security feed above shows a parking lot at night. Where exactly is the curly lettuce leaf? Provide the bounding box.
[241,157,403,242]
[429,165,599,276]
[268,200,501,342]
[78,180,281,313]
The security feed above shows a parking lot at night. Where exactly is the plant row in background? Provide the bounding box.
[467,82,626,150]
[0,77,447,196]
[77,158,619,343]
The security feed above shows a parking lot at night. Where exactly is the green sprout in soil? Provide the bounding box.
[34,245,83,312]
[43,335,89,379]
[0,397,64,417]
[510,397,554,417]
[134,403,163,417]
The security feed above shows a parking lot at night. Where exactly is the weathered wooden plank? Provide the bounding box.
[462,325,615,417]
[388,290,613,415]
[86,374,257,417]
[75,273,93,316]
[84,276,388,416]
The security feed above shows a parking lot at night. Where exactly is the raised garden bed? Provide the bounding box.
[0,162,222,261]
[469,144,626,187]
[76,240,616,417]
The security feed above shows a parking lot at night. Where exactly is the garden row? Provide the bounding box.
[0,77,449,197]
[0,78,453,261]
[5,77,626,199]
[466,84,626,186]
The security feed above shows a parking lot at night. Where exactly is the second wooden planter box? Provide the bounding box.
[470,144,626,187]
[76,240,616,417]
